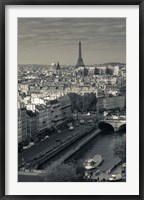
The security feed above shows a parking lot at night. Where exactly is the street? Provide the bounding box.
[18,123,93,165]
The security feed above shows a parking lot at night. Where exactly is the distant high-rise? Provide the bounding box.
[76,42,85,67]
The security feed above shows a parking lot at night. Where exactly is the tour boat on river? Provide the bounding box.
[83,154,103,170]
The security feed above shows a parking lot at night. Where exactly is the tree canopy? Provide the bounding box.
[112,134,126,162]
[68,92,97,113]
[41,163,84,182]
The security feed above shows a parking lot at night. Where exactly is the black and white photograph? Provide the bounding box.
[17,18,126,182]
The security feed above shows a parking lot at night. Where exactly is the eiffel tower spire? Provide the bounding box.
[76,42,85,67]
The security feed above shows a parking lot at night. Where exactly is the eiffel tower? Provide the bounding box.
[76,42,85,67]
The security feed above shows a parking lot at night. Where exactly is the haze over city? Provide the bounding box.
[18,18,126,65]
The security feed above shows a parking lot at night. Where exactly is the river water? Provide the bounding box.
[66,131,120,170]
[42,130,122,182]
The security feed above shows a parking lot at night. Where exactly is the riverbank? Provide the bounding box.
[19,128,100,182]
[84,162,126,182]
[19,130,125,182]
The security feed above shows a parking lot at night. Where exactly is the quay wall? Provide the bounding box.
[20,125,99,170]
[19,128,101,177]
[43,129,101,173]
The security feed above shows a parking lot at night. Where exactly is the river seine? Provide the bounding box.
[42,130,123,182]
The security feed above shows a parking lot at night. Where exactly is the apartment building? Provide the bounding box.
[97,95,125,112]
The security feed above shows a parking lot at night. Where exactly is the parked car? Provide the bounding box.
[29,142,35,146]
[88,119,93,123]
[80,120,85,124]
[45,135,49,139]
[69,126,74,131]
[23,146,29,150]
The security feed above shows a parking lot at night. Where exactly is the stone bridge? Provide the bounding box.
[98,119,126,132]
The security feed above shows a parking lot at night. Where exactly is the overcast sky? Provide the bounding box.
[18,18,126,65]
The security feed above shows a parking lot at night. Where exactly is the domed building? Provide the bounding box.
[47,62,57,74]
[47,62,61,75]
[51,62,57,68]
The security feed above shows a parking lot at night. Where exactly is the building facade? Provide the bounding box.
[20,106,28,142]
[36,104,48,134]
[18,109,22,143]
[27,110,38,141]
[59,95,72,125]
[97,95,125,112]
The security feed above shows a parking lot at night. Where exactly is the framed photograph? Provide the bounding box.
[0,0,143,199]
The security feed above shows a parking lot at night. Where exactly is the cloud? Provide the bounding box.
[18,18,126,64]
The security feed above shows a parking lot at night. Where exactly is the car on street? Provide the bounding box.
[80,120,85,124]
[23,146,29,150]
[57,130,61,133]
[88,119,93,123]
[29,142,35,146]
[69,126,74,131]
[45,135,50,139]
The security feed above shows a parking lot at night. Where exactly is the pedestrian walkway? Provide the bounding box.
[85,162,126,182]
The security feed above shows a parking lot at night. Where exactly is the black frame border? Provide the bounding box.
[0,0,143,199]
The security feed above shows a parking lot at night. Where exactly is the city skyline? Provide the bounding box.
[18,18,126,65]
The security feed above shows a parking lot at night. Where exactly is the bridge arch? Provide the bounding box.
[98,121,114,132]
[117,124,126,132]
